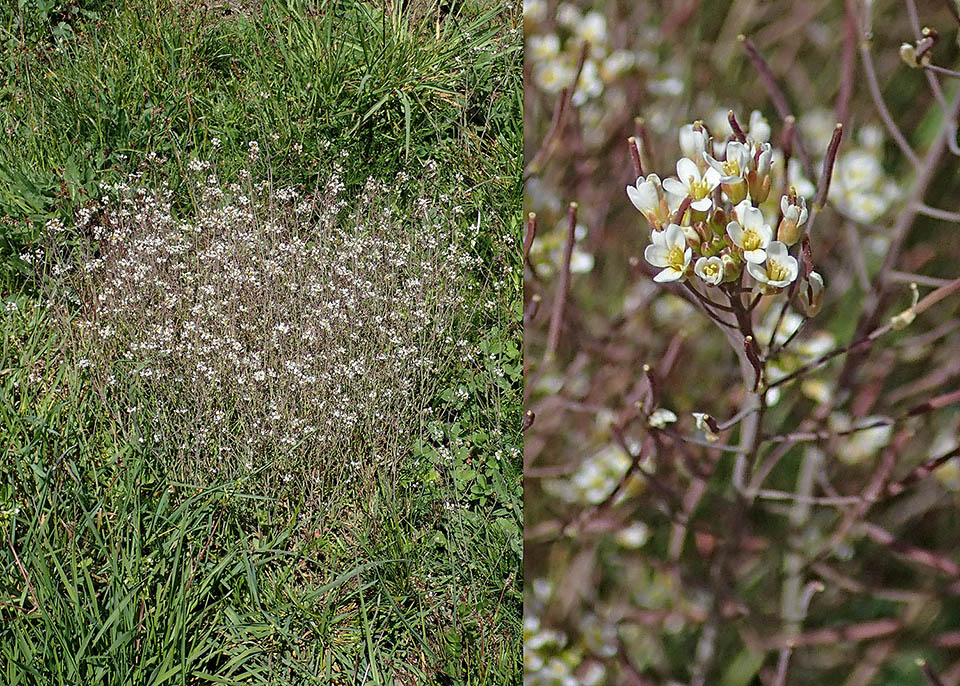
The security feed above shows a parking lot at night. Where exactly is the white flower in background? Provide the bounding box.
[829,414,893,464]
[627,173,665,227]
[694,256,724,285]
[523,0,547,24]
[727,201,773,263]
[616,522,651,548]
[572,59,603,106]
[747,241,799,288]
[555,2,582,27]
[648,407,678,428]
[787,157,816,198]
[704,140,750,183]
[527,34,560,61]
[748,109,771,143]
[600,50,635,80]
[679,124,709,161]
[533,60,575,95]
[575,11,608,45]
[662,158,721,212]
[644,224,691,282]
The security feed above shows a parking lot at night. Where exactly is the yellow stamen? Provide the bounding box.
[666,245,685,271]
[767,259,787,282]
[741,228,762,251]
[687,176,710,201]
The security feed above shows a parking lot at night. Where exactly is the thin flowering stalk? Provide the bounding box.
[627,136,643,178]
[856,15,922,167]
[524,43,589,181]
[738,34,814,178]
[523,212,537,264]
[545,202,578,361]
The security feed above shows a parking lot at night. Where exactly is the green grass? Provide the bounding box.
[0,0,522,683]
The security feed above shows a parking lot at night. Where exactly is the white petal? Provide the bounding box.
[746,261,767,282]
[664,223,686,248]
[662,178,687,198]
[726,221,744,247]
[690,197,713,212]
[627,183,657,213]
[765,241,790,260]
[644,244,669,268]
[743,248,767,264]
[703,166,722,189]
[654,267,683,282]
[676,157,700,184]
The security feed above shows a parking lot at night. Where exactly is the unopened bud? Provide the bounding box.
[721,253,741,282]
[794,271,824,316]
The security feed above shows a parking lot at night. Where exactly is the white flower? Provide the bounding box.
[726,201,772,263]
[626,173,664,227]
[694,256,724,285]
[533,61,575,94]
[747,241,799,288]
[704,141,750,183]
[662,158,721,212]
[616,522,650,548]
[644,224,691,283]
[777,194,808,245]
[748,110,771,143]
[648,408,678,428]
[527,34,560,61]
[679,124,709,161]
[575,11,607,45]
[755,142,773,174]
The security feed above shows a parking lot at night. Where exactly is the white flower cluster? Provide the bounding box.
[64,165,478,500]
[628,113,823,298]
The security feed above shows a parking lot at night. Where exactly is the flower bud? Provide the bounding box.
[721,252,742,282]
[794,271,824,316]
[723,179,747,204]
[899,42,920,68]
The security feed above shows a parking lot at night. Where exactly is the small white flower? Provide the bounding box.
[626,173,664,227]
[748,110,771,143]
[662,158,721,212]
[644,224,691,283]
[747,241,799,288]
[704,141,750,183]
[616,522,650,548]
[527,34,560,61]
[679,124,709,160]
[727,201,773,263]
[755,142,773,175]
[575,11,607,45]
[648,408,678,428]
[694,256,724,286]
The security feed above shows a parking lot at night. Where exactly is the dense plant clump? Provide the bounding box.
[47,156,478,503]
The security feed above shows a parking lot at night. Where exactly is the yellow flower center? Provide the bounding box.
[721,159,741,177]
[741,228,762,251]
[767,258,787,282]
[687,176,710,201]
[667,244,685,271]
[702,262,720,279]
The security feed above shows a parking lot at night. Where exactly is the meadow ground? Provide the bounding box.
[0,1,522,683]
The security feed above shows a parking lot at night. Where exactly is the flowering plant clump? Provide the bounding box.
[49,156,478,504]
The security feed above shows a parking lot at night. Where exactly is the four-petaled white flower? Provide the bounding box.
[662,158,721,212]
[626,173,664,228]
[747,241,799,289]
[778,193,809,245]
[727,201,772,263]
[694,256,724,285]
[704,141,750,183]
[644,224,691,282]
